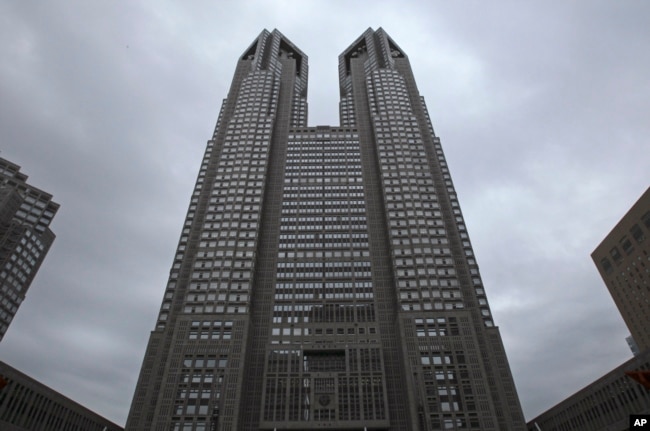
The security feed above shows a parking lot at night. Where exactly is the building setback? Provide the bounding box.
[126,28,525,431]
[0,361,123,431]
[0,157,59,341]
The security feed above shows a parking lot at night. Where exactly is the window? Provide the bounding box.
[601,258,614,274]
[642,211,650,229]
[610,247,622,262]
[620,236,634,255]
[630,223,645,243]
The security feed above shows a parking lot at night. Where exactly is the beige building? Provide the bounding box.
[592,187,650,352]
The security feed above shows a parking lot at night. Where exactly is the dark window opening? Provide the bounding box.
[303,350,346,372]
[610,247,622,262]
[631,223,645,244]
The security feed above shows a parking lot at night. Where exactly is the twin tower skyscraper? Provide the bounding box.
[126,28,525,431]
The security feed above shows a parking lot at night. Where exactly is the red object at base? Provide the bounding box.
[625,370,650,389]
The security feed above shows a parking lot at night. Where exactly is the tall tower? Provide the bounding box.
[126,28,525,431]
[0,157,59,341]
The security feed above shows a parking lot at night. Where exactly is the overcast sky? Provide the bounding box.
[0,0,648,426]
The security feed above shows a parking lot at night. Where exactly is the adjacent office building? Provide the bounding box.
[526,350,650,431]
[126,28,525,431]
[527,187,650,430]
[0,361,123,431]
[592,186,650,353]
[0,158,59,341]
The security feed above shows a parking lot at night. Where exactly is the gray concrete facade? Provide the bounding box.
[592,186,650,352]
[527,350,650,431]
[526,186,650,431]
[126,28,525,431]
[0,158,58,341]
[0,361,122,431]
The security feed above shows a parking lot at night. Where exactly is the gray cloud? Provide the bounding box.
[0,0,648,424]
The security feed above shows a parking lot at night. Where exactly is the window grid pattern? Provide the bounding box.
[0,362,121,431]
[260,130,388,425]
[0,158,58,341]
[593,188,650,352]
[271,132,375,336]
[138,30,302,431]
[262,348,386,423]
[369,69,475,316]
[170,355,228,430]
[361,35,513,426]
[128,28,526,431]
[175,72,280,321]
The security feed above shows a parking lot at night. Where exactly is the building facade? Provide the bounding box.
[592,187,650,352]
[126,28,525,431]
[0,158,58,341]
[526,187,650,431]
[627,335,641,357]
[526,349,650,431]
[0,361,123,431]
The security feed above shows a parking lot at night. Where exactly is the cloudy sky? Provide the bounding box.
[0,0,648,426]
